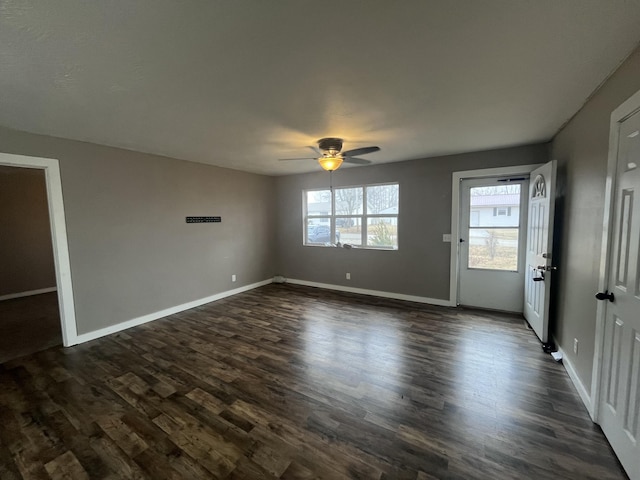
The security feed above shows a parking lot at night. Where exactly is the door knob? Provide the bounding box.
[595,290,615,302]
[537,265,558,271]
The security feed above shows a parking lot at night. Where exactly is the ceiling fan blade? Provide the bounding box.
[343,157,371,165]
[307,146,322,156]
[278,157,317,161]
[341,146,380,157]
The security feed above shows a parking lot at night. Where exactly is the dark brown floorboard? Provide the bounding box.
[0,292,62,364]
[0,284,627,479]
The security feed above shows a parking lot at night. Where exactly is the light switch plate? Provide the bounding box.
[443,234,452,242]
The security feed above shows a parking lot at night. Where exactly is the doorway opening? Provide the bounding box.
[458,176,528,312]
[0,153,77,355]
[450,164,541,311]
[0,166,62,362]
[591,89,640,478]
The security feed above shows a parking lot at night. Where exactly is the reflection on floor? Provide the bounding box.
[0,284,626,479]
[0,292,61,364]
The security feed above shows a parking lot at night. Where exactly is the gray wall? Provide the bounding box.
[275,144,548,300]
[550,46,640,391]
[0,127,276,335]
[0,42,636,391]
[0,166,56,296]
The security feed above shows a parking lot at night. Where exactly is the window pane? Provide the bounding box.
[336,217,362,246]
[335,187,363,215]
[306,219,337,244]
[468,228,519,270]
[469,185,520,227]
[367,184,399,215]
[306,190,331,216]
[366,217,398,249]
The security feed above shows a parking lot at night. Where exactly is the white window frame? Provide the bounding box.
[303,182,399,250]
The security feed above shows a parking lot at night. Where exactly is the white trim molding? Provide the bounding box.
[556,343,594,421]
[287,279,451,307]
[450,164,542,307]
[591,88,640,423]
[0,287,57,302]
[74,279,273,344]
[0,153,78,346]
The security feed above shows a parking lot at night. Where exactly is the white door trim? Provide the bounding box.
[592,89,640,423]
[0,152,78,346]
[450,164,542,306]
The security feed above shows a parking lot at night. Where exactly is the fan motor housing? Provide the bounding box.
[318,137,343,155]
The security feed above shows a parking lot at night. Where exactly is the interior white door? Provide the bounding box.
[523,160,556,344]
[458,177,528,312]
[598,109,640,479]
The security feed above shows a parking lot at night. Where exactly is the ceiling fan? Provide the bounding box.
[279,137,380,171]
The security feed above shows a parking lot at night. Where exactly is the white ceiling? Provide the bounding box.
[1,1,640,176]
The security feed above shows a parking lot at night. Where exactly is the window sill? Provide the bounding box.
[303,243,398,251]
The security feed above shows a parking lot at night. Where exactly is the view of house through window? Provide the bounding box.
[468,184,521,270]
[305,183,399,249]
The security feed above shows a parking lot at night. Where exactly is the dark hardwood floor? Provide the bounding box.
[0,292,62,364]
[0,284,626,479]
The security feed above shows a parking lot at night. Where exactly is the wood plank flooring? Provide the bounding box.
[0,292,62,364]
[0,284,627,479]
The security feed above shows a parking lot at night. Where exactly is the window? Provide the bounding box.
[470,211,480,226]
[468,185,521,271]
[493,207,512,216]
[304,183,399,249]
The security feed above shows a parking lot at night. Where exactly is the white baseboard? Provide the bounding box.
[286,278,452,307]
[0,287,57,302]
[73,279,273,345]
[556,343,595,421]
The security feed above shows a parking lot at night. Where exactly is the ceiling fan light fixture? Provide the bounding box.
[318,156,343,171]
[278,137,378,170]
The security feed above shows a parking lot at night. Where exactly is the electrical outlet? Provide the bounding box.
[573,338,578,355]
[231,274,237,282]
[346,273,351,280]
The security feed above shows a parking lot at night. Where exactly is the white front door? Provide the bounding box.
[523,160,557,344]
[598,109,640,479]
[458,176,528,312]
